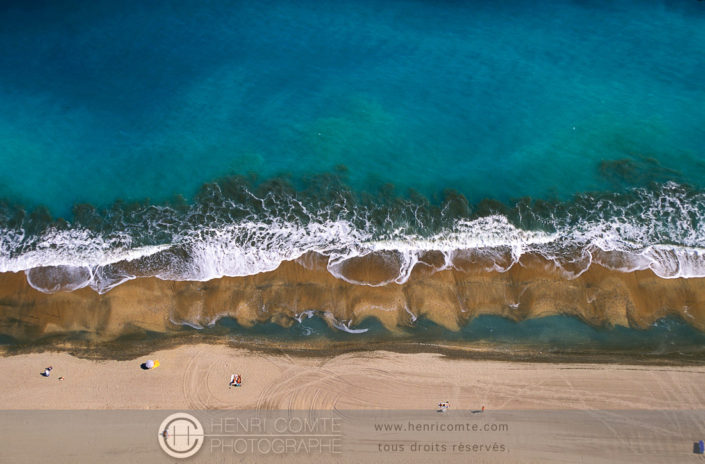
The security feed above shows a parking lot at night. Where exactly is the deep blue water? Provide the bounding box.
[1,0,703,215]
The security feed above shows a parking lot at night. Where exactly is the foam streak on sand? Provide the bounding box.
[3,249,705,345]
[3,181,705,342]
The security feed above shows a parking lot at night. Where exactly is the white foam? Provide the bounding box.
[404,305,418,322]
[4,182,705,294]
[0,227,170,272]
[9,212,705,294]
[324,312,369,334]
[641,246,705,279]
[158,219,367,282]
[294,310,316,323]
[25,266,93,294]
[169,317,205,330]
[326,215,556,285]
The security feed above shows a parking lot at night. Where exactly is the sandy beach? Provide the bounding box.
[1,345,705,463]
[2,344,705,411]
[4,254,705,463]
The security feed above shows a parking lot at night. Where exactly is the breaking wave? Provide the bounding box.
[1,175,705,294]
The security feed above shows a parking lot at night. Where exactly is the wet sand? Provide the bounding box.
[2,252,705,346]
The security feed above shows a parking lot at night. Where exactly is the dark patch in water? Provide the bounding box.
[598,156,681,188]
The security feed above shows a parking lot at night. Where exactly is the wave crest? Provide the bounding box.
[2,179,705,293]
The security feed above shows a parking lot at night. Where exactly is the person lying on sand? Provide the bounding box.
[42,366,53,377]
[229,374,242,387]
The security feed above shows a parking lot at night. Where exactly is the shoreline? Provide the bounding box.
[3,335,705,367]
[2,252,705,346]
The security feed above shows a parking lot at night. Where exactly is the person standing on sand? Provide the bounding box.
[42,366,53,377]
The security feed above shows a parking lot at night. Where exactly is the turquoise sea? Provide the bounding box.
[1,0,705,347]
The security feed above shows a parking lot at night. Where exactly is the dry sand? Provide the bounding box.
[2,345,705,463]
[2,343,704,410]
